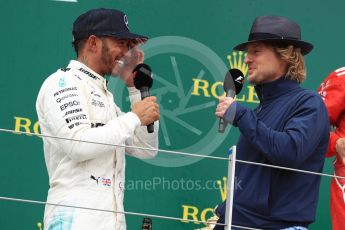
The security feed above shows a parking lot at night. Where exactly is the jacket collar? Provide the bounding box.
[67,60,108,90]
[255,76,300,102]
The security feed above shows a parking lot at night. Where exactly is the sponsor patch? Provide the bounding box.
[91,99,105,108]
[65,114,87,124]
[90,175,112,187]
[56,93,78,103]
[64,108,83,117]
[78,68,100,80]
[91,122,105,128]
[102,178,112,187]
[59,77,66,87]
[68,121,87,129]
[91,90,101,98]
[54,87,77,97]
[60,100,80,111]
[60,68,71,72]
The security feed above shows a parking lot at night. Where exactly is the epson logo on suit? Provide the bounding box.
[60,100,80,111]
[65,114,87,123]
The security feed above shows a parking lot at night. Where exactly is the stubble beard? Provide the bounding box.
[100,40,116,76]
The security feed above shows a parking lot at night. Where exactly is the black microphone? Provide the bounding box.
[141,217,152,230]
[133,63,154,133]
[218,68,244,133]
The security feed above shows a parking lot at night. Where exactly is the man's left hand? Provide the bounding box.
[118,46,144,87]
[215,97,235,118]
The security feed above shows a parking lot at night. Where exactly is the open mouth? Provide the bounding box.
[248,67,255,74]
[115,60,124,65]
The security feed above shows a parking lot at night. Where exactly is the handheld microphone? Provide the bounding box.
[141,217,152,230]
[218,68,244,133]
[133,63,154,133]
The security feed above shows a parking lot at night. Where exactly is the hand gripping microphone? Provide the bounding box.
[218,68,244,133]
[141,217,152,230]
[133,63,154,133]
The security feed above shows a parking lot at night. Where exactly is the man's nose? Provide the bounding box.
[244,55,250,64]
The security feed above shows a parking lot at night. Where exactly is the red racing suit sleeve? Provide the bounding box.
[317,68,345,157]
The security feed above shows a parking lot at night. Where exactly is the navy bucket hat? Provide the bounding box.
[233,16,313,55]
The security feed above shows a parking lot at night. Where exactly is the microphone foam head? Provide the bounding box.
[224,68,244,95]
[133,63,153,89]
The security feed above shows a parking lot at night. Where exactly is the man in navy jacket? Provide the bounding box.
[214,16,330,229]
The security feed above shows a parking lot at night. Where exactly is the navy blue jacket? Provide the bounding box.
[217,77,329,229]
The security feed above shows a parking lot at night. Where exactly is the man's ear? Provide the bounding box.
[85,35,100,53]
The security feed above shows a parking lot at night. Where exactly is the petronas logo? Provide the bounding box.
[227,51,248,76]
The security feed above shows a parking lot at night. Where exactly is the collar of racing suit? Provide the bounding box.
[67,60,108,91]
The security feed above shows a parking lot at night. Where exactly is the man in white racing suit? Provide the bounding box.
[36,8,160,230]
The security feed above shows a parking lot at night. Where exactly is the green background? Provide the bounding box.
[0,0,342,229]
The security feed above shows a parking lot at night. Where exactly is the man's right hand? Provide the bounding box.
[215,96,235,118]
[336,138,345,164]
[132,96,160,125]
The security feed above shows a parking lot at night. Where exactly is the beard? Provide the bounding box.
[100,40,118,76]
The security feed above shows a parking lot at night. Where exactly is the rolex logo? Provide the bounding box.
[227,51,248,77]
[216,176,243,202]
[216,177,227,202]
[37,222,43,230]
